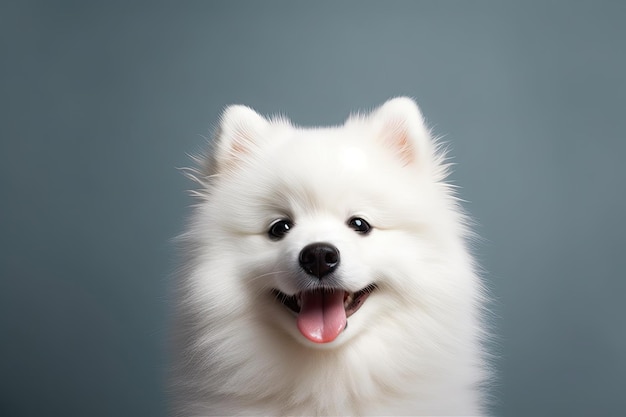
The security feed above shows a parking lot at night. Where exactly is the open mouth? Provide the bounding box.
[272,284,377,344]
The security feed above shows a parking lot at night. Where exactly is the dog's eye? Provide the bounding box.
[268,219,293,240]
[347,217,371,235]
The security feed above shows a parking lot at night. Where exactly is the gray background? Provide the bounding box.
[1,1,625,416]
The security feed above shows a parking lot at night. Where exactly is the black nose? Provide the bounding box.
[299,242,340,279]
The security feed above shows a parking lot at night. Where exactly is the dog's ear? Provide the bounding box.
[369,97,435,167]
[212,105,269,172]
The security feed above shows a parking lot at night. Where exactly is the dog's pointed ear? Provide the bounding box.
[212,105,269,171]
[369,97,434,167]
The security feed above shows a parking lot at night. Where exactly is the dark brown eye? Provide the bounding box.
[268,219,293,240]
[347,217,371,234]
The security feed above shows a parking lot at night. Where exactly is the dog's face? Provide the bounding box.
[197,98,451,348]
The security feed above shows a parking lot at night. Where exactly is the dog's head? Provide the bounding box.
[187,98,462,348]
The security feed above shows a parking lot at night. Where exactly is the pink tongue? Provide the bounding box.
[297,291,347,343]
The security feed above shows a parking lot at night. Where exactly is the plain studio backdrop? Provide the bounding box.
[1,1,625,416]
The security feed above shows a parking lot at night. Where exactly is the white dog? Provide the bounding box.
[170,97,488,416]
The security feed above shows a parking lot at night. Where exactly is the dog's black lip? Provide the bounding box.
[271,284,377,317]
[272,289,301,313]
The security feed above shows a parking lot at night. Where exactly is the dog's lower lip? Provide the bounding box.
[272,285,377,318]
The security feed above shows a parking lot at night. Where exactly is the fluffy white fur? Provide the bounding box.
[170,97,488,416]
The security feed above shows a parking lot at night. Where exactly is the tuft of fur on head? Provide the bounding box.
[170,97,489,416]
